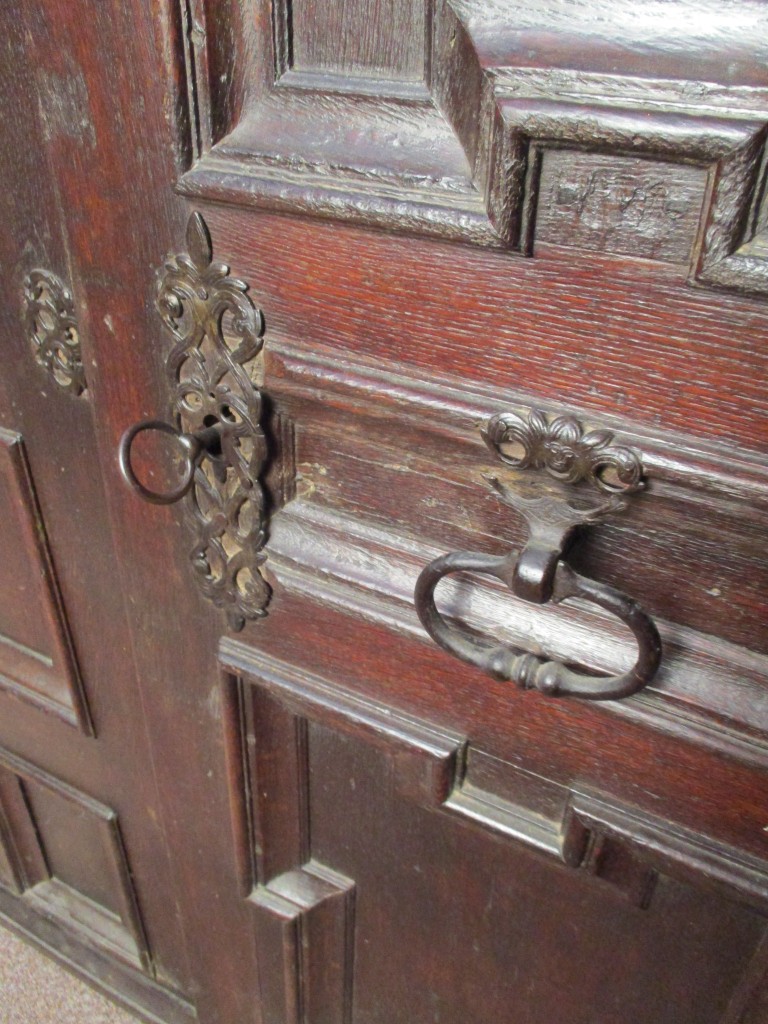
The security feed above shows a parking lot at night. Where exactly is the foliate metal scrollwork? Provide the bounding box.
[415,408,661,700]
[482,409,643,494]
[154,212,270,631]
[22,270,86,395]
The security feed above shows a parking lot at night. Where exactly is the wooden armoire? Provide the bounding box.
[1,2,767,1022]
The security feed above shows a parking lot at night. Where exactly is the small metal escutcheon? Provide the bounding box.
[22,269,86,395]
[414,409,661,700]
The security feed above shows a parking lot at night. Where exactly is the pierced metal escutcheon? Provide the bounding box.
[414,409,661,700]
[22,269,86,395]
[119,212,270,632]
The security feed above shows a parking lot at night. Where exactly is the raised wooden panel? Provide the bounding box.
[0,429,91,732]
[0,750,151,973]
[220,643,768,1024]
[288,0,426,82]
[179,0,768,293]
[310,729,764,1024]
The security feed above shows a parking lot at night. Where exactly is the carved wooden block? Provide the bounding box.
[535,151,707,262]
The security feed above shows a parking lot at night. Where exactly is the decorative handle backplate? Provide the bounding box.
[119,213,270,632]
[414,410,661,700]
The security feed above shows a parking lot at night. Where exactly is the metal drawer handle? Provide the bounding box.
[415,551,661,700]
[414,410,662,700]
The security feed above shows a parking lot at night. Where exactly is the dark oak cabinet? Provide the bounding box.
[1,2,768,1022]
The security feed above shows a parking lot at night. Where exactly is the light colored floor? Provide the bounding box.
[0,926,140,1023]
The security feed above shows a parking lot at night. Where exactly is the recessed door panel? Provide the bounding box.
[0,429,90,732]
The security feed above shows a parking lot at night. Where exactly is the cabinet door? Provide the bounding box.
[2,2,768,1024]
[0,9,194,1019]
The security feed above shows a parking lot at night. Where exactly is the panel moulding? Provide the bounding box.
[0,430,92,734]
[219,642,768,920]
[0,749,151,974]
[177,0,768,293]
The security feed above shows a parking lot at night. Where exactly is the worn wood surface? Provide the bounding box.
[290,0,426,81]
[0,0,200,1013]
[1,1,767,1022]
[206,205,768,454]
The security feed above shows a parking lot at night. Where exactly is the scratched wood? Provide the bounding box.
[206,204,768,455]
[1,1,768,1022]
[289,0,426,81]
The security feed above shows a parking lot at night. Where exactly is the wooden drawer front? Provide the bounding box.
[240,335,767,765]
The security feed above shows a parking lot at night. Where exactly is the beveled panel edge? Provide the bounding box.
[177,151,496,248]
[248,865,356,1024]
[565,789,768,916]
[0,672,80,731]
[0,746,152,975]
[278,69,431,101]
[0,430,93,735]
[220,640,768,915]
[0,784,25,895]
[219,669,358,1024]
[220,646,464,812]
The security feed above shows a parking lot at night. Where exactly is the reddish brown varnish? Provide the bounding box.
[0,2,767,1024]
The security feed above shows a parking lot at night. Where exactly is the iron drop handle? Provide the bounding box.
[414,409,662,701]
[415,550,661,700]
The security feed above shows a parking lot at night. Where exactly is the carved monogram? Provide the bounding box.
[155,213,270,630]
[22,269,86,395]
